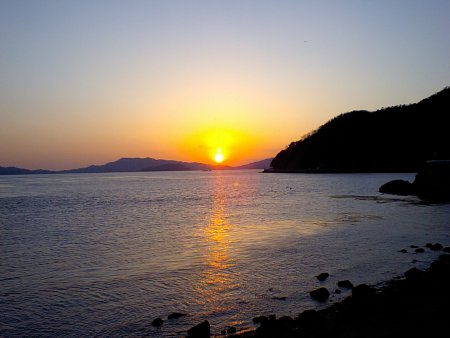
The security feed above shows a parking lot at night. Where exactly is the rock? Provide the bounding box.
[316,272,329,281]
[425,243,433,248]
[438,254,450,263]
[252,316,268,324]
[335,289,342,294]
[352,284,375,301]
[227,326,237,334]
[415,248,425,253]
[187,320,210,337]
[379,179,414,195]
[257,314,278,332]
[296,309,323,327]
[412,160,450,200]
[168,312,187,319]
[443,247,450,253]
[430,260,450,278]
[412,259,419,263]
[429,243,443,251]
[410,245,419,248]
[404,267,426,284]
[337,280,354,289]
[309,287,330,302]
[279,316,294,323]
[151,317,164,327]
[399,249,407,253]
[272,296,287,300]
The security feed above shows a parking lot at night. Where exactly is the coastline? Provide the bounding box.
[262,168,417,174]
[185,245,450,337]
[227,249,450,338]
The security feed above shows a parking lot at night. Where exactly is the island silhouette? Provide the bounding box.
[0,158,273,175]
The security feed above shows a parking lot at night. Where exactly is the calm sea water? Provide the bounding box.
[1,170,449,337]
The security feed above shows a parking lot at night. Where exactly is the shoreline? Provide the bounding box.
[236,251,450,337]
[185,245,450,337]
[262,168,417,174]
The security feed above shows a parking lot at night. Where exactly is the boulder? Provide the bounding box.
[430,260,450,278]
[443,247,450,253]
[379,179,414,195]
[352,284,375,301]
[316,272,329,281]
[415,248,425,253]
[379,160,450,200]
[252,316,268,324]
[168,312,187,319]
[412,160,450,200]
[438,254,450,263]
[309,287,330,302]
[337,280,354,289]
[296,309,319,324]
[151,317,164,327]
[279,316,294,323]
[272,296,287,300]
[227,326,237,334]
[187,320,210,337]
[404,267,427,284]
[399,249,407,253]
[429,243,443,251]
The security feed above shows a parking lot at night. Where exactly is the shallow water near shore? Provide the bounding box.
[1,170,449,337]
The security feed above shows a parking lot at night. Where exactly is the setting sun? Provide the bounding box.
[181,127,260,166]
[214,148,225,163]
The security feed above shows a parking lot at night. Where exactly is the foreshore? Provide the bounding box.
[187,245,450,337]
[236,250,450,337]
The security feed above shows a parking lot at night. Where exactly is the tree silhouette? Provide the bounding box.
[271,87,450,172]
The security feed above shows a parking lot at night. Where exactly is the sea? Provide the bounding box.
[1,170,449,337]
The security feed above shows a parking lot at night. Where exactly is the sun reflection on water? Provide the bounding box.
[196,173,239,315]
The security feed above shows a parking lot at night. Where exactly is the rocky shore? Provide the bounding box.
[236,252,450,338]
[379,160,450,201]
[182,244,450,337]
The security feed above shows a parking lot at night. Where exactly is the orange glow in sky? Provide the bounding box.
[1,2,448,170]
[180,127,260,166]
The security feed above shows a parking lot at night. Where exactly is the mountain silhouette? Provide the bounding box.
[235,158,273,169]
[60,158,212,173]
[0,167,53,175]
[0,157,273,175]
[269,87,450,172]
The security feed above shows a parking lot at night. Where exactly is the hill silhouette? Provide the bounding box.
[270,87,450,172]
[0,157,273,175]
[235,158,273,169]
[60,158,212,173]
[0,167,53,175]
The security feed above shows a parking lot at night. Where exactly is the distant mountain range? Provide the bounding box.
[0,158,273,175]
[269,86,450,173]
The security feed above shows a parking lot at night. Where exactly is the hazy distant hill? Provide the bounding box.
[0,157,270,175]
[60,157,212,173]
[142,162,190,171]
[235,158,273,169]
[270,87,450,172]
[0,167,53,175]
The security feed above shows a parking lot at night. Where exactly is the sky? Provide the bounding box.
[1,0,449,170]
